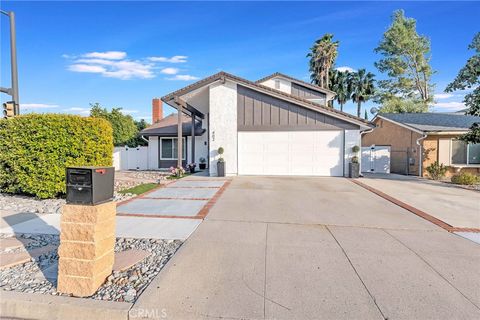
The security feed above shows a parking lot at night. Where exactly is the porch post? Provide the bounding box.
[191,114,195,166]
[177,104,183,167]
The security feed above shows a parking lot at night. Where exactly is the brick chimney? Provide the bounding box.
[152,98,163,123]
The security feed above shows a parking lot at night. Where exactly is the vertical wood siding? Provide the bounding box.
[237,85,358,131]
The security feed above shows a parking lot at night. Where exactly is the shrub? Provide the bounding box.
[352,145,360,153]
[351,156,359,163]
[0,114,113,198]
[425,161,448,180]
[451,172,479,185]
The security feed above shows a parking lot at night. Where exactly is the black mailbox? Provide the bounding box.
[66,166,114,205]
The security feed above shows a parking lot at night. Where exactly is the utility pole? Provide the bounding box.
[1,10,19,115]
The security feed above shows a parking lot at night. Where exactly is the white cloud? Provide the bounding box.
[67,55,155,80]
[65,52,192,80]
[336,66,356,73]
[20,103,59,109]
[69,64,107,74]
[167,74,199,81]
[83,51,127,60]
[433,101,465,111]
[434,93,455,100]
[148,55,188,63]
[160,67,179,75]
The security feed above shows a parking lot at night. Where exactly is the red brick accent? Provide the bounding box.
[116,179,232,220]
[350,179,461,232]
[152,98,163,124]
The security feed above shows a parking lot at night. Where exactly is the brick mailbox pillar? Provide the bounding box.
[57,202,116,297]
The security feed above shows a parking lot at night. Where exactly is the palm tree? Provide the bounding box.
[349,69,375,117]
[307,34,339,89]
[330,70,351,111]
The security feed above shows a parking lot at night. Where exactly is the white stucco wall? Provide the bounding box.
[209,80,238,176]
[259,77,291,94]
[344,130,361,177]
[148,136,159,170]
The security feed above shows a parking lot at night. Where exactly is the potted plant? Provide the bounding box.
[217,147,225,177]
[349,145,360,178]
[199,157,207,170]
[187,163,196,174]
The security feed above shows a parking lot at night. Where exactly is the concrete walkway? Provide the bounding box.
[0,213,201,240]
[133,176,480,320]
[359,173,480,229]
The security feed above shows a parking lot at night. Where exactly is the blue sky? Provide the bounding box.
[1,1,478,121]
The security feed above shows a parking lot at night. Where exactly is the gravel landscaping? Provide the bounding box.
[0,170,173,215]
[0,234,182,303]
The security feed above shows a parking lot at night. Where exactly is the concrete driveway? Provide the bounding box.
[134,176,480,320]
[359,173,480,229]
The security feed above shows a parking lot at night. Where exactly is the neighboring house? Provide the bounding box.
[140,71,372,176]
[362,112,480,177]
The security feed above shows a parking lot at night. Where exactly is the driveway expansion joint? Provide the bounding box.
[383,229,480,310]
[325,225,387,320]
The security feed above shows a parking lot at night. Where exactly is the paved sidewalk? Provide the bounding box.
[134,176,480,320]
[0,214,201,240]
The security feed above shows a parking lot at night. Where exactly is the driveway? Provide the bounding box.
[359,173,480,230]
[133,176,480,320]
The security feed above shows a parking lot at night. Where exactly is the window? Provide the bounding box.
[160,138,186,160]
[451,140,480,165]
[274,79,280,89]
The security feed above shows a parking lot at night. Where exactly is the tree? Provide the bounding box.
[127,119,150,147]
[349,69,375,117]
[374,10,434,109]
[308,34,339,89]
[445,32,480,143]
[330,70,351,111]
[90,103,138,146]
[378,96,429,113]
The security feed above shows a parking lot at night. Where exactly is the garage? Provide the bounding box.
[238,131,344,176]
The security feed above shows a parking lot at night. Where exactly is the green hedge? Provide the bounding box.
[0,114,113,199]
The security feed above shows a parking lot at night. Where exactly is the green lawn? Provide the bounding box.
[118,183,159,195]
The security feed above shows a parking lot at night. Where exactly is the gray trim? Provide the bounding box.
[237,85,359,131]
[158,137,187,169]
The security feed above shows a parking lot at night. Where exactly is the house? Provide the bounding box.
[362,112,480,177]
[140,71,372,176]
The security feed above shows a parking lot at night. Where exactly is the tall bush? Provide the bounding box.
[0,114,113,198]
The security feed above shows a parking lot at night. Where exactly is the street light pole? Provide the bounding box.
[1,10,20,115]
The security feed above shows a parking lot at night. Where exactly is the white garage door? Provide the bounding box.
[238,131,344,176]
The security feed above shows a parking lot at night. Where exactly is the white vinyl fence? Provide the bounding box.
[361,146,391,174]
[113,146,149,171]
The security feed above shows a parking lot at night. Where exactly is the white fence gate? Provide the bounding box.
[361,146,391,174]
[113,146,149,171]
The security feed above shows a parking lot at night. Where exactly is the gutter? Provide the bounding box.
[416,134,428,177]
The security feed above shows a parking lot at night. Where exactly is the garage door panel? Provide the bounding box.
[238,131,343,176]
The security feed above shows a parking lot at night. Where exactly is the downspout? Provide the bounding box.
[416,134,428,177]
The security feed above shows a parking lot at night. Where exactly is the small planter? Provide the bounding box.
[199,163,206,170]
[217,161,225,177]
[189,167,196,174]
[349,163,359,178]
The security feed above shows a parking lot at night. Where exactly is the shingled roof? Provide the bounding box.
[377,112,480,132]
[140,114,205,137]
[161,71,371,129]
